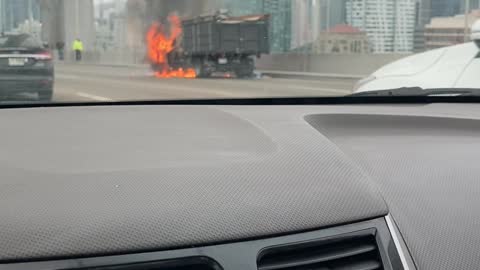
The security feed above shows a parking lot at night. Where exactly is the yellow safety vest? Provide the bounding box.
[73,40,84,51]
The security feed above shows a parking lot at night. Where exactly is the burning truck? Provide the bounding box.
[147,11,270,78]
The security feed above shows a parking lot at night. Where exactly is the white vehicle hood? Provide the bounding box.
[356,42,479,92]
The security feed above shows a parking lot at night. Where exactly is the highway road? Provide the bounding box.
[52,63,356,102]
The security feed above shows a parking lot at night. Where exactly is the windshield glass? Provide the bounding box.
[0,0,479,103]
[0,34,43,48]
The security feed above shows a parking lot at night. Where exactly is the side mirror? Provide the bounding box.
[472,20,480,49]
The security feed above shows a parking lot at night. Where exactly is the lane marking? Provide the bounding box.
[76,92,114,102]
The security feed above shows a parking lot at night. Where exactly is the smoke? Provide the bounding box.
[126,0,222,25]
[125,0,223,52]
[146,0,217,19]
[125,0,147,48]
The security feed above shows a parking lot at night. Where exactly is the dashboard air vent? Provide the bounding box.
[78,257,221,270]
[257,233,383,270]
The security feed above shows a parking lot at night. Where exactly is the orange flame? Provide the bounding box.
[147,14,196,79]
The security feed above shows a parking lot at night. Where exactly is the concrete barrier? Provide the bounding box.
[259,70,364,80]
[256,53,409,77]
[90,49,147,65]
[58,49,147,65]
[57,49,411,79]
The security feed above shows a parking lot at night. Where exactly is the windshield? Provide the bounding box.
[0,0,479,103]
[0,34,43,48]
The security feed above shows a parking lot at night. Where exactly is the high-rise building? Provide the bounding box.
[319,0,347,30]
[262,0,292,52]
[449,0,480,15]
[395,0,417,52]
[431,0,462,17]
[416,0,431,28]
[291,0,321,49]
[413,26,426,52]
[472,0,480,10]
[0,0,40,33]
[346,0,416,53]
[460,0,480,12]
[224,0,262,16]
[224,0,292,52]
[144,0,219,19]
[413,0,431,52]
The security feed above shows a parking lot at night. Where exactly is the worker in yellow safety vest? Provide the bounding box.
[72,38,84,61]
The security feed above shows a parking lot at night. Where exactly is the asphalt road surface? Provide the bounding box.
[52,63,355,102]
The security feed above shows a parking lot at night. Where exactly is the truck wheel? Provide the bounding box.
[38,90,53,102]
[235,58,254,78]
[193,63,211,78]
[202,70,212,78]
[194,64,204,78]
[235,68,254,78]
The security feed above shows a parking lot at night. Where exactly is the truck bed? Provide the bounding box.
[182,14,270,56]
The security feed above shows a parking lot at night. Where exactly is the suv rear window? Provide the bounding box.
[0,34,43,48]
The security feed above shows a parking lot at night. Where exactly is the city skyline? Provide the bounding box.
[0,0,40,33]
[1,0,479,54]
[109,0,480,54]
[346,0,417,53]
[223,0,292,52]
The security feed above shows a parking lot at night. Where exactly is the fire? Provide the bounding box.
[146,14,196,79]
[154,68,196,79]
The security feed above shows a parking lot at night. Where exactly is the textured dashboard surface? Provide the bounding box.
[305,109,480,270]
[2,103,480,270]
[0,106,387,261]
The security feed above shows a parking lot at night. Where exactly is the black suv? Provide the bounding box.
[0,34,54,101]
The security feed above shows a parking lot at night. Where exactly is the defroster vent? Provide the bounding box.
[257,232,384,270]
[76,257,222,270]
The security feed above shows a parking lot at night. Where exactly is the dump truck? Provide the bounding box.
[167,12,270,78]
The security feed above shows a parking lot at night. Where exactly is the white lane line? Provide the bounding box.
[76,92,114,102]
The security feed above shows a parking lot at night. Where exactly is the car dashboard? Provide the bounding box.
[1,103,480,270]
[2,217,405,270]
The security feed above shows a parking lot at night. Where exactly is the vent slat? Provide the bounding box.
[75,257,220,270]
[334,260,381,270]
[257,234,384,270]
[258,244,376,270]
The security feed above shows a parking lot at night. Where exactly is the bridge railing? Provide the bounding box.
[55,49,410,78]
[56,48,147,65]
[255,53,409,77]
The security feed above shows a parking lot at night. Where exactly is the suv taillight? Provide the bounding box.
[34,52,52,60]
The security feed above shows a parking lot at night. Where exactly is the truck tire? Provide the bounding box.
[193,61,211,78]
[235,58,254,78]
[38,88,53,102]
[235,69,250,78]
[193,63,204,78]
